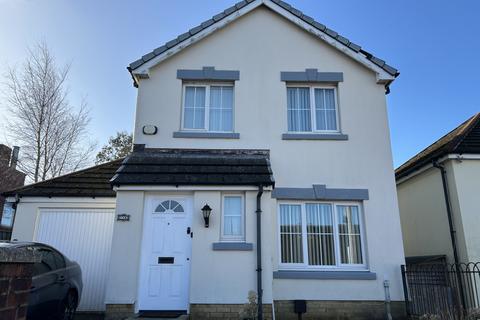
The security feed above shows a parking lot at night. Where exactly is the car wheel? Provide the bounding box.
[62,291,78,320]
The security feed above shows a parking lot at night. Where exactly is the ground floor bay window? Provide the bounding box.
[278,202,366,270]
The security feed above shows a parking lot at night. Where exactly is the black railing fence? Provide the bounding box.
[402,263,480,318]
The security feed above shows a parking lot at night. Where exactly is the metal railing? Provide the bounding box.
[402,263,480,319]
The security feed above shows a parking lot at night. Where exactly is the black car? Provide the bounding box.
[0,241,83,320]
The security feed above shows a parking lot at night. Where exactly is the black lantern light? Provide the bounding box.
[201,204,212,228]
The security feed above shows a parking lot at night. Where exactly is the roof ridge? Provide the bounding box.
[127,0,398,85]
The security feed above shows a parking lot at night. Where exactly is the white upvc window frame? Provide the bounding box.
[220,193,246,242]
[181,82,235,132]
[277,200,367,271]
[286,85,340,134]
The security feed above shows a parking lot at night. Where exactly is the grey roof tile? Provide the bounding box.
[142,52,155,62]
[224,5,237,15]
[277,0,292,10]
[189,25,203,35]
[153,45,167,55]
[382,63,398,75]
[348,42,361,52]
[201,19,215,28]
[325,28,338,38]
[235,0,248,9]
[166,39,178,48]
[177,32,190,43]
[336,35,350,46]
[213,12,226,21]
[128,0,398,79]
[289,7,302,17]
[370,56,385,67]
[129,59,145,70]
[301,14,315,24]
[312,21,326,31]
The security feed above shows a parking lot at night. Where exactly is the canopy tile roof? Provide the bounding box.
[111,148,275,186]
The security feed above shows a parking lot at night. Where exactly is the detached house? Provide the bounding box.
[5,0,405,319]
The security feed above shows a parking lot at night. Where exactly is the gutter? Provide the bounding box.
[256,185,264,320]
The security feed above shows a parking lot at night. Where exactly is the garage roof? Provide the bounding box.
[110,148,275,186]
[3,159,123,198]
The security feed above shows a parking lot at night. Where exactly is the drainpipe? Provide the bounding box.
[256,185,264,320]
[432,160,466,310]
[432,161,461,265]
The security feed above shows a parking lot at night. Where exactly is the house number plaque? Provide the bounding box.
[117,214,130,222]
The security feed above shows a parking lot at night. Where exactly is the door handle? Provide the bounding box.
[58,275,65,282]
[187,227,191,234]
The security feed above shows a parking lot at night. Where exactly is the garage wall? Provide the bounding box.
[12,197,115,241]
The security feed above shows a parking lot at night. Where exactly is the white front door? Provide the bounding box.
[138,197,192,311]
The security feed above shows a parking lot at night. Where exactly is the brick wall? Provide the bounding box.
[0,263,33,320]
[0,246,39,320]
[273,300,407,320]
[190,303,273,320]
[0,144,26,238]
[105,304,135,320]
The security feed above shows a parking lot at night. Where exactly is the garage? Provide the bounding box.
[34,208,115,311]
[4,160,121,311]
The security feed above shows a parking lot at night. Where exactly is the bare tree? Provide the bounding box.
[3,42,95,182]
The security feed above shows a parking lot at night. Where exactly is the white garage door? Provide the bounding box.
[35,208,115,311]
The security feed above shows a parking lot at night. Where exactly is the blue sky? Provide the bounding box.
[0,0,479,168]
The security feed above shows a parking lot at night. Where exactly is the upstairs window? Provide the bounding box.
[287,87,338,133]
[182,84,234,132]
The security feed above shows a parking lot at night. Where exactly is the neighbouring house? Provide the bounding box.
[0,144,25,240]
[4,0,406,319]
[396,113,480,266]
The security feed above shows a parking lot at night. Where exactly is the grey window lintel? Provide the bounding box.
[273,270,376,280]
[282,133,348,140]
[173,132,240,139]
[177,66,240,81]
[281,69,343,83]
[212,242,253,251]
[272,184,369,201]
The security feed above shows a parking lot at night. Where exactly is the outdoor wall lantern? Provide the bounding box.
[201,204,212,228]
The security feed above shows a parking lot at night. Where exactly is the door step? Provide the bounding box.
[135,311,188,319]
[129,316,188,320]
[132,316,188,320]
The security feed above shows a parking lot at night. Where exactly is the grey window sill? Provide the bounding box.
[212,242,253,251]
[173,131,240,139]
[273,270,376,280]
[282,133,348,140]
